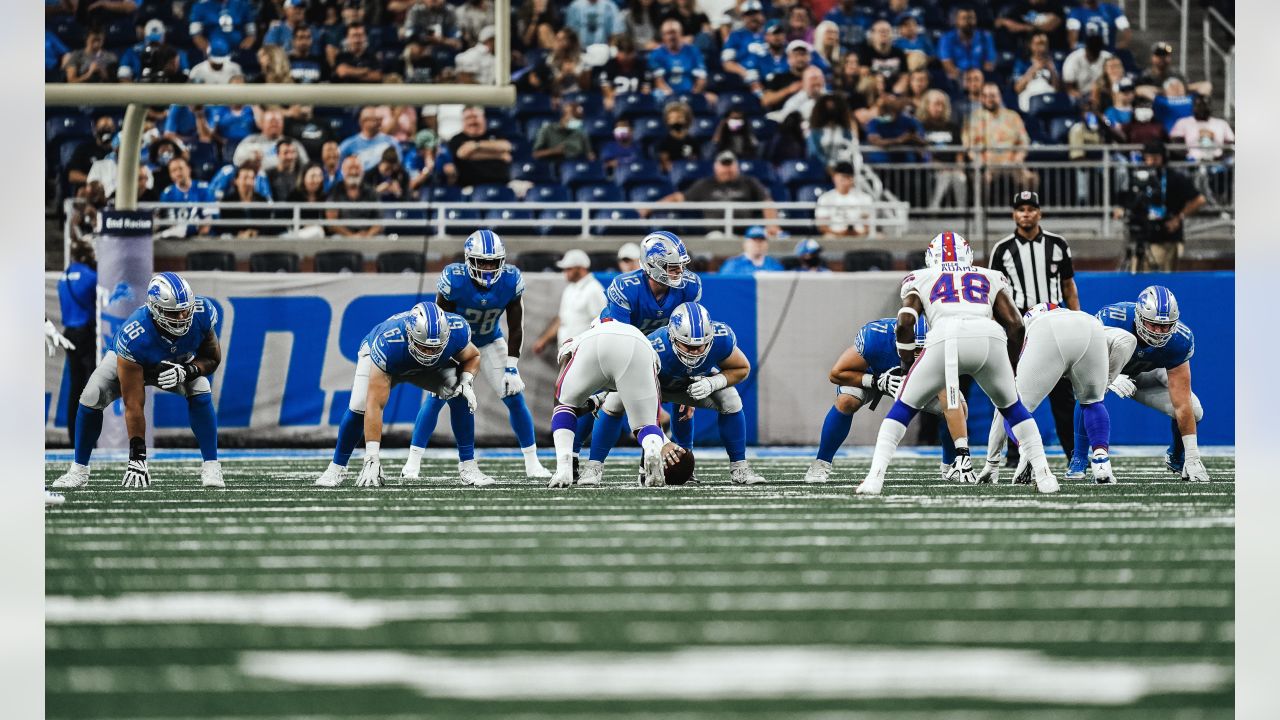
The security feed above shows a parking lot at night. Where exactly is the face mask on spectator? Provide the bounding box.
[98,130,114,145]
[1134,107,1154,122]
[614,127,631,141]
[158,150,174,165]
[727,118,744,131]
[669,123,686,133]
[566,118,583,130]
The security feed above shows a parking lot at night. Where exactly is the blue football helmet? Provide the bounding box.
[668,301,715,368]
[463,229,506,288]
[1022,302,1062,327]
[406,302,451,364]
[925,230,973,268]
[640,231,691,289]
[1135,285,1179,347]
[146,272,196,336]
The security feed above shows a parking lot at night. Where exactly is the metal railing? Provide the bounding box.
[1164,0,1190,76]
[1203,6,1235,122]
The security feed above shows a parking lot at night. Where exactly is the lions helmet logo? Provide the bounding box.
[109,282,134,306]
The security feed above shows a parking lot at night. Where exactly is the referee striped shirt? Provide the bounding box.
[987,229,1074,311]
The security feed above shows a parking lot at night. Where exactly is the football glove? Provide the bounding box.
[157,361,197,390]
[356,454,384,487]
[943,449,977,484]
[875,367,904,397]
[44,319,75,356]
[1108,374,1136,399]
[687,374,727,400]
[458,371,478,413]
[1183,456,1210,483]
[122,437,150,488]
[501,359,525,397]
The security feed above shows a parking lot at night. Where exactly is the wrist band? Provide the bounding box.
[898,306,919,321]
[896,341,917,351]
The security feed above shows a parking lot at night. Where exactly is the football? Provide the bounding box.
[664,446,696,485]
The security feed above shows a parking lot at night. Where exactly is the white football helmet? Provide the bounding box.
[925,231,974,268]
[146,272,196,336]
[406,302,451,365]
[463,229,506,288]
[1134,285,1179,347]
[1022,302,1062,327]
[640,231,692,288]
[668,302,715,368]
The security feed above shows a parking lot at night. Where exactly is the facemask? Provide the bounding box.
[566,118,583,130]
[158,151,174,165]
[98,131,114,144]
[727,119,744,131]
[1134,107,1154,122]
[613,127,631,140]
[669,123,686,132]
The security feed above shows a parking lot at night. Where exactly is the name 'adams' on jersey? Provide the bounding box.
[363,310,471,378]
[900,264,1011,343]
[853,318,905,375]
[436,263,524,347]
[114,297,218,367]
[600,269,703,335]
[1096,301,1194,375]
[648,322,737,389]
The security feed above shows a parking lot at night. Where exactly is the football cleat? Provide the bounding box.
[976,461,1000,484]
[1090,450,1116,485]
[804,459,833,483]
[572,456,580,483]
[52,464,90,488]
[200,461,225,488]
[730,460,766,485]
[577,460,603,486]
[459,460,495,487]
[525,461,552,480]
[1182,456,1210,483]
[45,489,65,506]
[641,447,666,487]
[1065,447,1088,480]
[314,464,347,488]
[401,457,421,480]
[1033,465,1060,494]
[855,470,884,496]
[1165,444,1185,474]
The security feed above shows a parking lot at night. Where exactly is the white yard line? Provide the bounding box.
[44,593,464,628]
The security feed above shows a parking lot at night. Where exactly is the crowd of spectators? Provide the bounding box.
[46,0,1232,241]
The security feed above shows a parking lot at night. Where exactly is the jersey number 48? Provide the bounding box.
[930,273,991,305]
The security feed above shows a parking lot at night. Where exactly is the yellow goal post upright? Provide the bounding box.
[44,0,516,211]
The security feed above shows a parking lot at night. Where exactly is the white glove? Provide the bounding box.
[458,371,478,413]
[975,461,1000,484]
[875,368,904,397]
[157,361,194,390]
[1183,456,1210,483]
[501,358,525,397]
[121,458,151,488]
[44,319,75,356]
[1109,374,1136,399]
[356,454,384,487]
[687,373,727,400]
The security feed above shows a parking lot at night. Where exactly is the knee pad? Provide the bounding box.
[78,381,110,410]
[713,386,743,414]
[187,376,212,396]
[836,385,870,404]
[601,391,625,417]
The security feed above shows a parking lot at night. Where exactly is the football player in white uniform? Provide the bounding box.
[857,232,1060,495]
[978,303,1137,485]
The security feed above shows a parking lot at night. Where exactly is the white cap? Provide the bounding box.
[144,19,166,40]
[616,242,641,261]
[479,26,496,43]
[786,39,812,54]
[556,249,591,269]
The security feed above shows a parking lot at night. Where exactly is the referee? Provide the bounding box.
[988,190,1080,461]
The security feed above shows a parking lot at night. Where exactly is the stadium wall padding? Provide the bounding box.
[44,270,1233,446]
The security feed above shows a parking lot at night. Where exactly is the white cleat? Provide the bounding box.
[1090,451,1117,485]
[730,460,766,485]
[45,489,65,506]
[401,460,421,480]
[1033,465,1060,494]
[314,463,347,488]
[52,464,90,489]
[459,460,495,487]
[855,471,884,496]
[976,461,1000,484]
[201,461,225,488]
[804,459,832,483]
[525,461,552,480]
[1182,456,1211,483]
[576,460,603,486]
[641,448,666,487]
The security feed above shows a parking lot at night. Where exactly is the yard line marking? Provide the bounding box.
[45,593,464,628]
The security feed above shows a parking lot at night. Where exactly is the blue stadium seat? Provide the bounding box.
[1047,116,1077,145]
[774,206,815,234]
[632,116,667,149]
[537,208,580,236]
[322,114,359,141]
[49,16,85,48]
[560,160,607,189]
[615,159,663,189]
[422,185,463,203]
[522,115,557,143]
[716,92,764,118]
[777,159,828,191]
[562,91,604,117]
[707,71,748,93]
[57,139,83,171]
[515,94,555,119]
[46,113,91,145]
[672,93,712,117]
[385,207,428,224]
[526,184,571,203]
[793,183,831,204]
[585,115,615,146]
[737,158,778,185]
[188,142,220,181]
[627,182,675,204]
[470,184,517,204]
[613,93,660,120]
[670,159,711,190]
[767,181,790,202]
[749,117,779,145]
[690,116,718,142]
[575,184,624,203]
[485,208,535,234]
[647,208,698,235]
[443,207,483,233]
[511,160,556,185]
[591,208,642,236]
[486,114,518,138]
[104,18,136,51]
[1027,92,1076,118]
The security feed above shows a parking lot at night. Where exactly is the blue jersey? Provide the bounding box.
[648,44,706,95]
[853,318,904,375]
[1066,3,1129,49]
[744,48,788,85]
[114,297,218,368]
[721,27,767,65]
[649,322,738,390]
[824,8,873,50]
[189,0,257,48]
[363,310,471,379]
[601,269,704,335]
[58,261,97,329]
[1096,302,1195,375]
[436,263,525,347]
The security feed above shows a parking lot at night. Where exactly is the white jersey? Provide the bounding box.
[556,319,661,430]
[901,263,1012,344]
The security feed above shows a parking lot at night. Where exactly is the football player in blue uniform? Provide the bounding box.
[402,231,551,480]
[583,302,765,485]
[1081,285,1209,482]
[316,302,494,488]
[600,231,703,333]
[805,315,969,483]
[52,273,224,490]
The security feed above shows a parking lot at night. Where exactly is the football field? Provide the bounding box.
[45,452,1235,719]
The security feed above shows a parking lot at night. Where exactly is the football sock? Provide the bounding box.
[187,393,218,462]
[636,424,665,456]
[1182,434,1200,461]
[867,417,909,478]
[332,409,364,467]
[719,410,748,463]
[589,412,626,463]
[1170,419,1185,458]
[817,405,853,463]
[671,405,694,449]
[551,405,578,471]
[411,395,446,449]
[572,413,594,455]
[1080,400,1111,453]
[405,445,424,468]
[1009,418,1050,473]
[1072,404,1089,463]
[73,404,103,466]
[447,396,475,462]
[502,393,537,449]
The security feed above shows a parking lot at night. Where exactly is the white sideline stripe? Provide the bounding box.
[44,593,464,628]
[237,646,1231,704]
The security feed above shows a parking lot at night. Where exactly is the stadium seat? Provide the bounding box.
[516,251,561,272]
[843,250,894,272]
[314,250,364,273]
[793,183,831,204]
[537,208,581,236]
[46,113,91,145]
[690,116,718,142]
[321,114,359,141]
[588,251,617,271]
[584,116,615,146]
[188,142,220,180]
[592,208,642,236]
[613,93,660,120]
[485,114,518,138]
[57,139,82,172]
[576,184,624,203]
[384,208,428,232]
[443,207,483,233]
[560,160,608,189]
[647,208,699,235]
[376,251,427,273]
[1027,92,1076,118]
[615,159,664,189]
[781,256,802,270]
[767,181,790,202]
[470,184,517,204]
[749,117,779,145]
[1047,116,1077,145]
[514,93,555,119]
[707,71,748,93]
[526,184,571,203]
[249,252,300,273]
[562,91,604,117]
[906,250,928,269]
[421,185,463,203]
[512,160,556,185]
[778,159,829,191]
[672,93,712,117]
[627,182,675,204]
[484,208,536,234]
[632,116,667,149]
[737,158,778,185]
[185,251,237,272]
[774,206,814,234]
[104,18,136,51]
[522,115,557,143]
[670,159,711,190]
[716,92,764,118]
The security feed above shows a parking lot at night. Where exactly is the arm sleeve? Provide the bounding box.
[369,337,391,373]
[512,269,526,298]
[1103,326,1137,381]
[436,271,454,300]
[899,272,920,300]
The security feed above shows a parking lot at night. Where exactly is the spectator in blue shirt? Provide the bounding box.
[745,20,789,88]
[649,18,708,100]
[720,0,767,81]
[938,6,997,81]
[56,238,98,444]
[208,159,273,200]
[599,118,641,170]
[1066,0,1131,52]
[163,104,208,146]
[824,0,873,52]
[893,14,935,58]
[188,0,258,54]
[1152,77,1196,132]
[45,30,68,76]
[338,106,403,171]
[864,94,926,163]
[119,19,191,82]
[719,226,786,274]
[565,0,625,47]
[210,104,257,148]
[159,156,216,236]
[263,0,311,52]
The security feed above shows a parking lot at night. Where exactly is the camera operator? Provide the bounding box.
[1111,140,1204,271]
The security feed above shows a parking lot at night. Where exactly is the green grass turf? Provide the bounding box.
[45,455,1235,719]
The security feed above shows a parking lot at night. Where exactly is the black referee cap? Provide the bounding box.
[1012,190,1040,209]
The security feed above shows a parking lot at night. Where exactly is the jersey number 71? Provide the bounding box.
[930,273,991,304]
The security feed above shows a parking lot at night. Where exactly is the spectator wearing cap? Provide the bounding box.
[762,40,816,112]
[1104,77,1136,125]
[566,0,626,47]
[336,23,392,83]
[600,118,641,170]
[989,190,1080,461]
[938,5,997,81]
[1111,141,1204,270]
[856,20,908,84]
[339,106,403,172]
[719,226,786,274]
[1065,0,1130,53]
[649,18,709,101]
[720,1,767,81]
[655,101,703,173]
[616,243,642,273]
[815,161,874,238]
[824,0,872,52]
[119,19,190,82]
[995,0,1067,53]
[963,83,1036,195]
[189,37,245,84]
[657,151,777,231]
[1135,42,1212,99]
[534,100,595,162]
[893,13,935,58]
[454,25,497,84]
[408,129,442,192]
[1013,31,1063,113]
[770,65,827,124]
[794,238,830,272]
[746,20,790,92]
[1061,22,1112,97]
[63,27,118,84]
[264,0,312,52]
[1169,96,1234,163]
[189,0,258,54]
[532,249,609,355]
